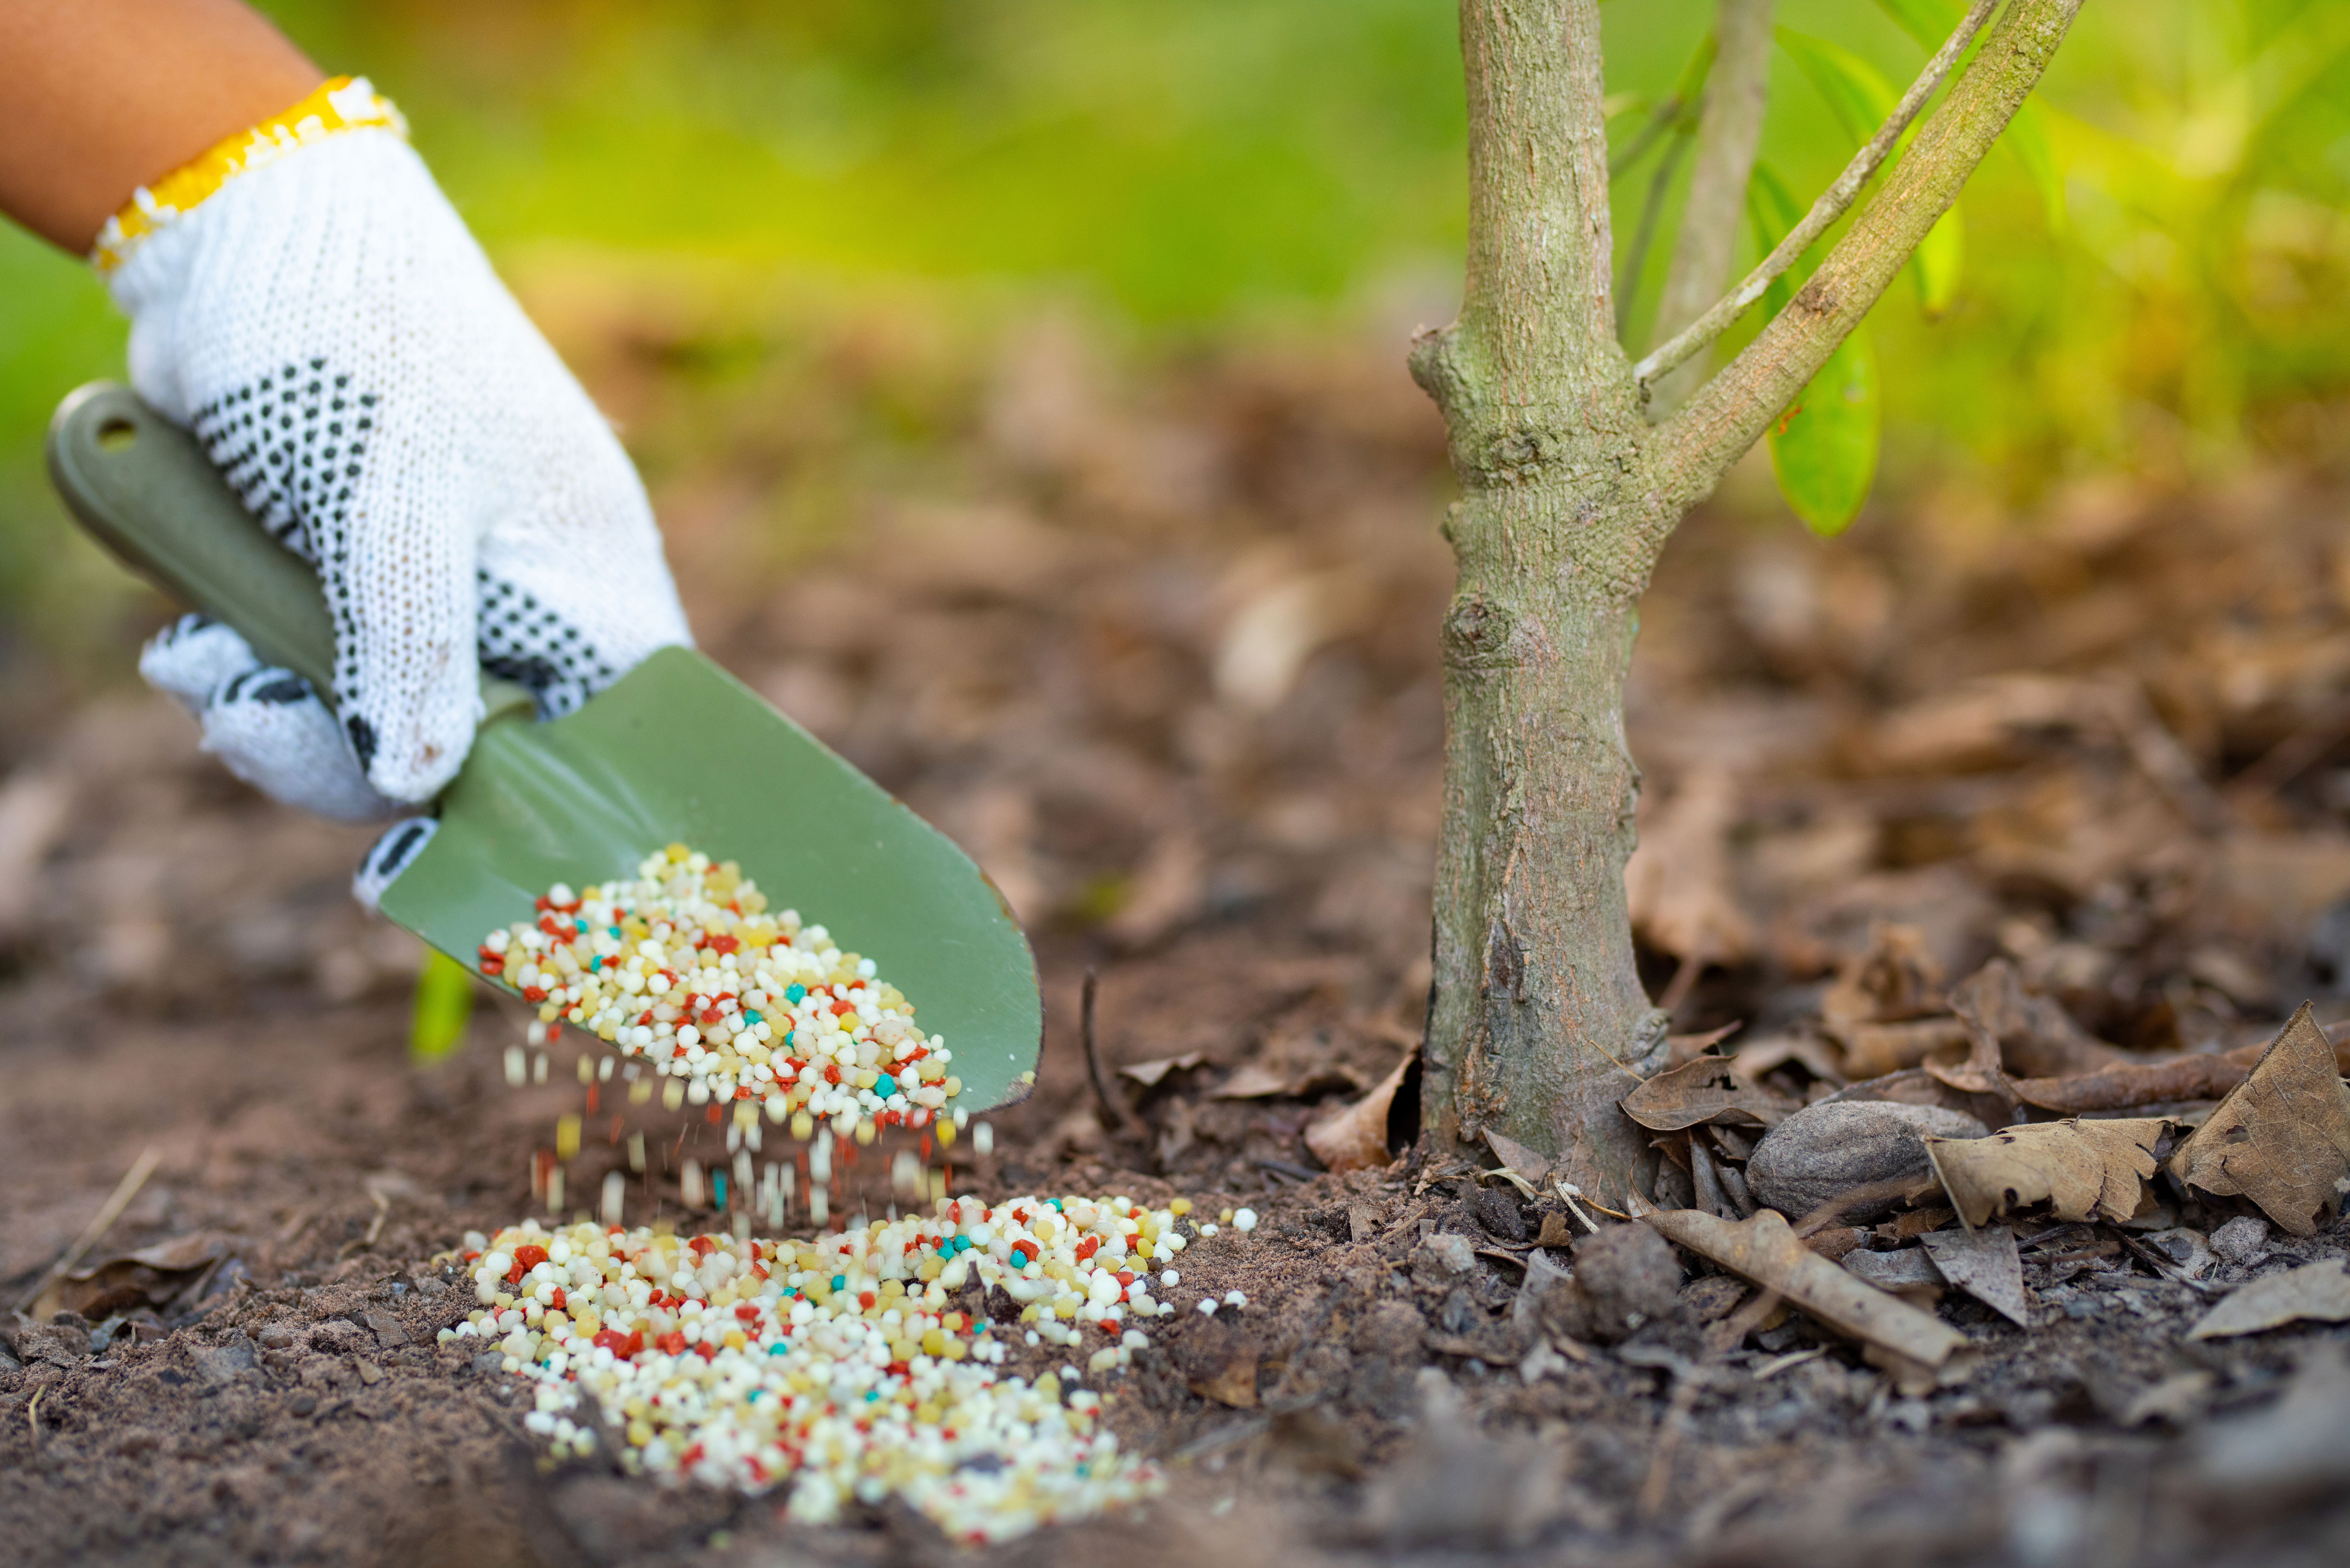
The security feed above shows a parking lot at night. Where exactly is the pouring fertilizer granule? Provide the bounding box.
[477,846,967,1141]
[439,1192,1202,1540]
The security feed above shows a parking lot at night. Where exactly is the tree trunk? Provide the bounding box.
[1414,0,2084,1202]
[1409,0,1662,1202]
[1417,511,1664,1202]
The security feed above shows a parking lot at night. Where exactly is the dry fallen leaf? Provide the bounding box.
[1483,1128,1551,1186]
[1819,923,1946,1076]
[2188,1259,2350,1340]
[44,1232,231,1319]
[1924,966,2028,1109]
[1625,764,1753,966]
[1619,1056,1797,1133]
[1823,1067,2018,1128]
[1303,1050,1414,1174]
[1118,1052,1207,1088]
[1918,1223,2030,1328]
[1924,1118,2168,1230]
[1839,1018,1975,1080]
[2167,1003,2350,1237]
[1636,1204,1976,1393]
[1730,1031,1849,1085]
[1947,959,2125,1079]
[2013,1048,2261,1114]
[1210,1062,1298,1100]
[1172,1314,1262,1406]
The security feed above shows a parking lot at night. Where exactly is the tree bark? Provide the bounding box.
[1413,0,2084,1204]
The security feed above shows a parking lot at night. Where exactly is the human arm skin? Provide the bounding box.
[0,0,321,250]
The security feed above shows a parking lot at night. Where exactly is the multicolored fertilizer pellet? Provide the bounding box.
[440,1191,1200,1539]
[478,846,968,1144]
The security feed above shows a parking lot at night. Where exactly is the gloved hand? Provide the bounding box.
[103,79,690,887]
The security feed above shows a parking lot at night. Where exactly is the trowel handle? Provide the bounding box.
[49,382,342,696]
[46,381,533,727]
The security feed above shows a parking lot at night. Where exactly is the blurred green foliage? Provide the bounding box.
[3,0,2348,656]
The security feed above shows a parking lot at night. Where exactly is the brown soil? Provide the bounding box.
[4,320,2349,1566]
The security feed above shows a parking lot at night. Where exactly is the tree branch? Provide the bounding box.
[1632,0,1998,395]
[1609,92,1692,178]
[1649,0,1777,402]
[1639,0,2080,515]
[1608,36,1714,178]
[1615,115,1695,339]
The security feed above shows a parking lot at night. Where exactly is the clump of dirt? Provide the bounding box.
[5,319,2350,1566]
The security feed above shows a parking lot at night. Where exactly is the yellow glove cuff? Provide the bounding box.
[92,76,407,273]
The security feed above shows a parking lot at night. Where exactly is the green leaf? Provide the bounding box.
[1749,158,1808,239]
[1776,28,1898,144]
[1913,202,1964,317]
[2004,102,2066,234]
[1746,159,1810,311]
[410,948,477,1063]
[1768,325,1880,536]
[1873,0,1965,53]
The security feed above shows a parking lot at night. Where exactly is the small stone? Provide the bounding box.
[309,1318,368,1354]
[1412,1232,1477,1288]
[362,1309,410,1347]
[190,1337,259,1385]
[1173,1316,1259,1408]
[1746,1101,1991,1220]
[1471,1186,1527,1243]
[1514,1224,1681,1345]
[1566,1224,1680,1341]
[2210,1215,2272,1267]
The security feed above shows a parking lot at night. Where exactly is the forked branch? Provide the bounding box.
[1640,0,2081,516]
[1632,0,1998,395]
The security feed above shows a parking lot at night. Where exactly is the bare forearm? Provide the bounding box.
[0,0,319,250]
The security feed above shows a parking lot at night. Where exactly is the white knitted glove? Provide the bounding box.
[103,82,690,821]
[141,613,401,822]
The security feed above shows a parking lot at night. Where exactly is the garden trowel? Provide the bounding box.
[47,382,1042,1111]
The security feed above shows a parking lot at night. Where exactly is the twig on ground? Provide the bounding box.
[15,1144,160,1314]
[1080,969,1131,1135]
[340,1189,395,1259]
[1791,1174,1940,1237]
[1634,0,1998,391]
[1258,1157,1321,1183]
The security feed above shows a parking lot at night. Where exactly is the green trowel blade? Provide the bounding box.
[48,382,1042,1111]
[379,646,1042,1108]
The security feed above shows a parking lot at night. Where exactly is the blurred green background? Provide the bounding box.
[3,0,2348,670]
